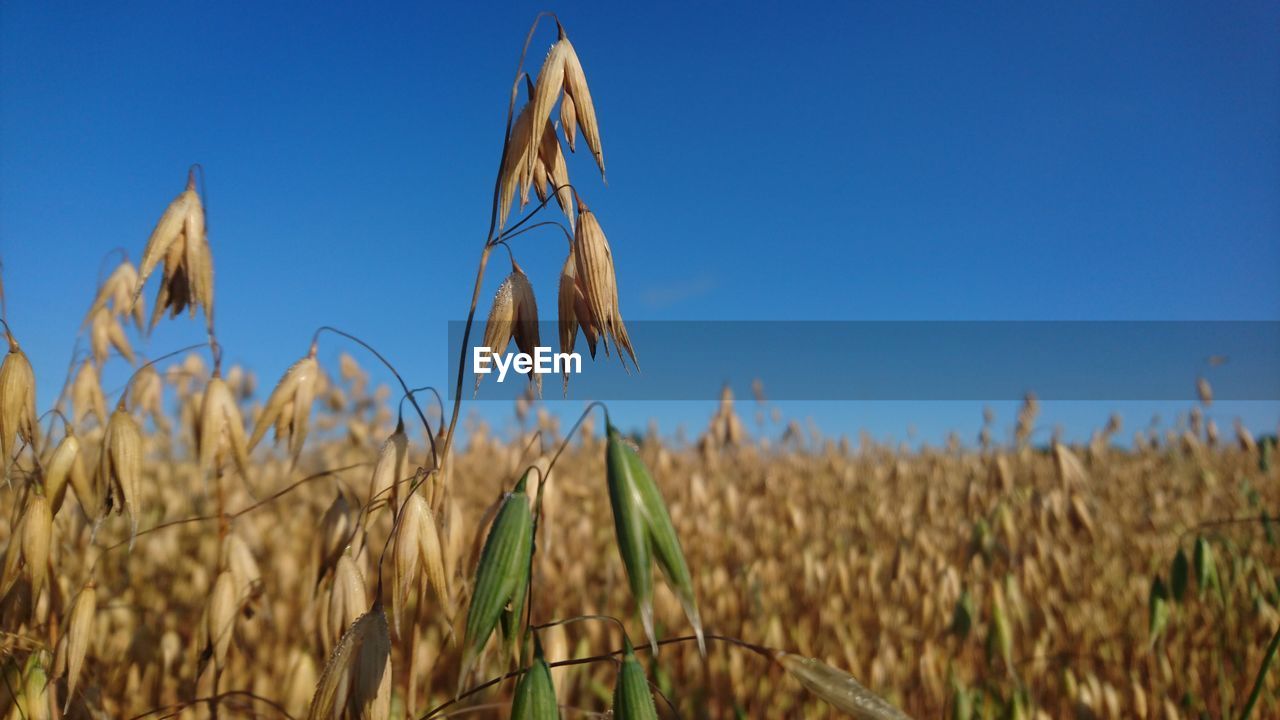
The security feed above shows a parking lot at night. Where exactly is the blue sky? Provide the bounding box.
[2,1,1277,445]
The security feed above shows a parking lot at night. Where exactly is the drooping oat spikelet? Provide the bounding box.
[314,491,356,591]
[1196,376,1212,406]
[525,38,569,182]
[459,473,533,691]
[135,170,215,329]
[511,637,560,719]
[0,334,38,477]
[60,581,96,713]
[328,553,368,655]
[499,87,538,231]
[611,636,658,720]
[368,425,409,514]
[203,570,239,672]
[100,406,143,544]
[2,490,52,602]
[559,90,577,152]
[130,362,166,429]
[249,349,320,466]
[559,29,604,176]
[535,121,575,229]
[557,249,598,394]
[476,264,543,395]
[85,259,144,331]
[223,532,262,606]
[197,373,250,478]
[20,654,50,720]
[574,201,637,369]
[1051,442,1086,491]
[71,361,108,427]
[605,418,703,655]
[89,307,135,365]
[308,604,392,720]
[775,651,912,720]
[392,493,448,637]
[41,432,80,515]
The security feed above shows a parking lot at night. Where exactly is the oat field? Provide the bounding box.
[3,12,1279,720]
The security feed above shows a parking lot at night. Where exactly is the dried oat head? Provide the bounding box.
[557,248,598,394]
[308,604,392,720]
[476,262,543,396]
[59,581,96,713]
[527,25,604,180]
[134,168,215,330]
[0,333,38,477]
[249,348,320,466]
[392,492,449,637]
[100,406,143,545]
[573,200,637,369]
[197,373,251,478]
[41,432,81,515]
[71,360,108,427]
[89,307,135,365]
[85,259,145,331]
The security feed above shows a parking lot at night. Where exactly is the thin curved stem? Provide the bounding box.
[117,343,209,410]
[495,183,580,244]
[500,220,574,247]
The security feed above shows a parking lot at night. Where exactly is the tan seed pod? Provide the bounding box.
[21,491,53,604]
[85,260,145,331]
[100,407,143,544]
[314,491,356,591]
[223,532,262,604]
[60,581,96,713]
[206,570,238,671]
[573,201,637,369]
[308,604,392,720]
[526,38,568,182]
[559,89,577,152]
[368,425,409,513]
[499,95,537,230]
[249,350,320,466]
[41,432,80,515]
[198,374,250,478]
[560,30,605,176]
[71,360,108,427]
[328,554,368,653]
[537,120,575,229]
[776,651,911,720]
[89,307,135,365]
[135,171,215,328]
[557,250,598,395]
[391,493,424,637]
[1196,376,1212,406]
[0,335,38,475]
[510,263,543,397]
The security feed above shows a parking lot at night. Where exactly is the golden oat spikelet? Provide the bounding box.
[100,406,143,544]
[557,249,598,395]
[559,28,605,176]
[85,260,144,331]
[536,120,575,229]
[135,170,215,329]
[477,263,542,395]
[559,90,577,152]
[89,307,134,365]
[308,604,392,720]
[525,37,568,182]
[499,83,537,230]
[71,360,107,427]
[41,432,81,516]
[0,333,38,476]
[59,581,96,713]
[573,200,637,369]
[197,373,251,478]
[249,349,320,466]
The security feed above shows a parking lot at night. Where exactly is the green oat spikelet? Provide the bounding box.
[459,472,534,692]
[511,637,560,720]
[605,416,704,655]
[611,635,658,720]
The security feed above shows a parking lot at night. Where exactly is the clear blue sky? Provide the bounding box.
[3,1,1277,445]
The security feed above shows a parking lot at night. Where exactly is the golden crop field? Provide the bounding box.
[2,12,1279,720]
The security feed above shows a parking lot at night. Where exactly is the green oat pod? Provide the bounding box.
[459,473,533,688]
[1148,576,1170,647]
[606,418,705,655]
[1170,548,1189,603]
[1193,536,1219,601]
[511,638,560,720]
[612,636,659,720]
